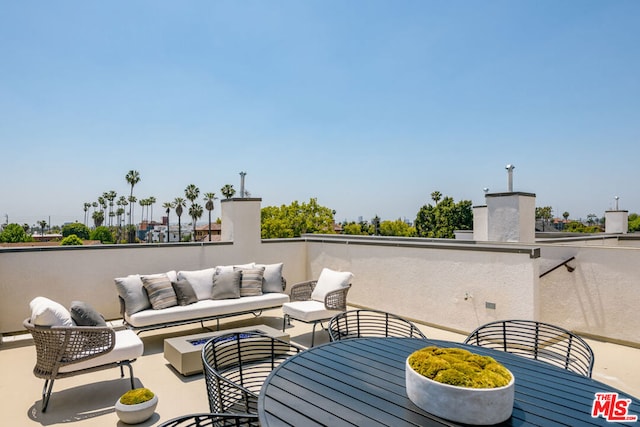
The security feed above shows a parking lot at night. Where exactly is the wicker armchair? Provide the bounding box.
[158,412,259,427]
[24,318,143,411]
[464,319,594,377]
[282,268,353,347]
[328,309,427,341]
[202,331,304,414]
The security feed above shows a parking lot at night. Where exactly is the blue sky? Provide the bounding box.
[1,1,639,227]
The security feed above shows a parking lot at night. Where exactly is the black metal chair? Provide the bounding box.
[328,309,428,341]
[158,412,259,427]
[464,319,595,377]
[202,331,304,414]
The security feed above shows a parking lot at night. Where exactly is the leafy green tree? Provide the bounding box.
[261,198,335,239]
[60,234,84,245]
[628,213,640,233]
[342,222,368,235]
[536,206,554,231]
[90,226,114,243]
[379,219,416,237]
[0,223,33,243]
[415,193,473,238]
[61,222,90,239]
[221,184,236,199]
[564,221,601,233]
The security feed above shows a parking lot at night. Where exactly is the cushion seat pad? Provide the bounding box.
[124,293,290,328]
[59,329,144,373]
[282,300,343,322]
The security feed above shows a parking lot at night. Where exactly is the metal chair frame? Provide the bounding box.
[464,319,595,377]
[158,412,259,427]
[202,331,304,414]
[328,309,428,341]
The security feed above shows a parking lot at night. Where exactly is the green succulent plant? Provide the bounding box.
[408,346,511,389]
[119,388,155,405]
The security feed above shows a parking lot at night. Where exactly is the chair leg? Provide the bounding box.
[282,314,290,332]
[119,360,136,389]
[311,322,318,347]
[41,379,54,412]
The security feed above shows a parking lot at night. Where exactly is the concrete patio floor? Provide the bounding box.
[2,308,639,426]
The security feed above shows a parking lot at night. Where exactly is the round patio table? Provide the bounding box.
[258,337,640,426]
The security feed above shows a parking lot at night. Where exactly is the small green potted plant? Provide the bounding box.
[115,387,158,424]
[406,346,515,425]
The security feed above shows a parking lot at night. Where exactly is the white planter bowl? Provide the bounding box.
[115,394,158,424]
[406,359,515,425]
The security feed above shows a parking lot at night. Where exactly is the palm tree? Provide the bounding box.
[431,191,442,205]
[562,211,570,231]
[148,196,156,223]
[125,170,141,242]
[139,198,147,224]
[221,184,236,199]
[38,220,47,236]
[203,192,217,241]
[163,202,174,243]
[189,203,203,241]
[83,203,91,226]
[104,191,117,227]
[92,210,104,228]
[185,184,200,206]
[174,197,186,242]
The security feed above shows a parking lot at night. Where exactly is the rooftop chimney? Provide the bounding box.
[505,164,515,192]
[239,171,247,198]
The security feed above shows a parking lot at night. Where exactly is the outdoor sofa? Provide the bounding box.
[115,262,289,334]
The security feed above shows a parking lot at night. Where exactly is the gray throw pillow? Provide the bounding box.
[70,300,107,326]
[211,270,241,300]
[172,279,198,306]
[234,266,265,297]
[141,274,178,309]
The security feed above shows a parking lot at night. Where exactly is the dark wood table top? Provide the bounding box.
[258,337,640,426]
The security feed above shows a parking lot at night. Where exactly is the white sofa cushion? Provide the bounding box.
[30,296,74,327]
[177,268,216,300]
[58,329,144,373]
[282,300,343,322]
[124,293,289,328]
[310,268,353,302]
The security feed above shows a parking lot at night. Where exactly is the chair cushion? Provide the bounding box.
[310,268,353,302]
[235,266,265,297]
[282,300,343,323]
[256,263,284,293]
[212,269,241,299]
[30,296,74,327]
[177,268,216,300]
[70,301,107,326]
[58,329,144,373]
[172,279,198,306]
[142,274,178,309]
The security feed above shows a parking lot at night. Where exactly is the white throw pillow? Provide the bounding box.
[30,296,74,327]
[310,268,353,302]
[177,268,216,300]
[114,274,150,316]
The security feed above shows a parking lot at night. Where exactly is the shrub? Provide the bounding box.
[119,388,155,405]
[0,223,33,243]
[61,222,90,239]
[90,226,114,243]
[60,234,84,245]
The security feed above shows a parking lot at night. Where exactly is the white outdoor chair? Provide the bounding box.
[282,268,352,346]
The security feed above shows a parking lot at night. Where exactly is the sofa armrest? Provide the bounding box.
[289,280,316,301]
[325,284,351,311]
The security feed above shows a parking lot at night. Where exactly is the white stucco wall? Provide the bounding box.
[486,193,536,243]
[605,210,629,234]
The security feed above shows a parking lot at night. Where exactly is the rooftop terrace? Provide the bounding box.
[3,308,640,426]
